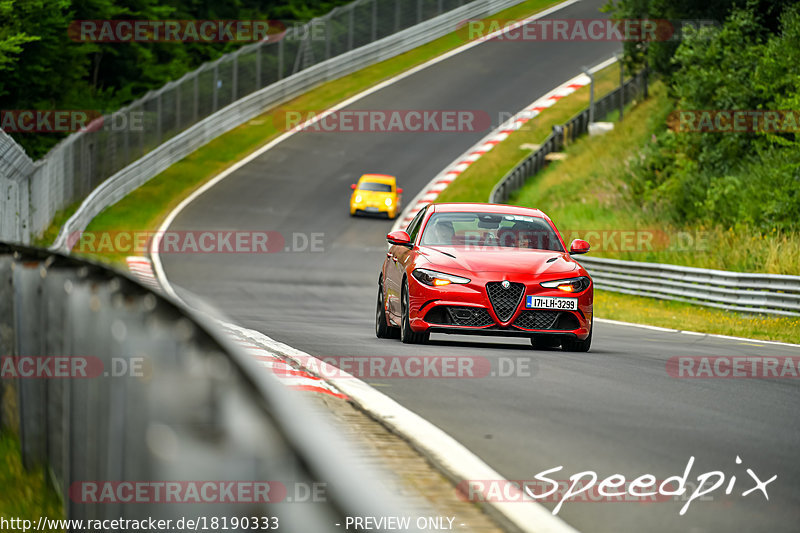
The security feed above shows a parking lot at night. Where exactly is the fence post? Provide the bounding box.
[156,92,162,145]
[279,38,285,80]
[212,64,219,112]
[255,44,262,88]
[616,52,624,120]
[372,0,378,42]
[348,7,355,51]
[395,0,401,32]
[232,54,239,100]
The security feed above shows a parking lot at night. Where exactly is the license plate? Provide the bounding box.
[526,296,577,311]
[365,207,380,212]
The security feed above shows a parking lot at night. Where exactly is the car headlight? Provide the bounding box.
[354,194,362,203]
[385,198,392,206]
[540,276,591,293]
[412,268,470,287]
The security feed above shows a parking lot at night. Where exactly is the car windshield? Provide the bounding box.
[419,212,564,252]
[358,181,392,192]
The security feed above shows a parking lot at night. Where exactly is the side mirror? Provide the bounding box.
[387,230,412,247]
[569,239,590,255]
[397,187,403,194]
[350,183,357,190]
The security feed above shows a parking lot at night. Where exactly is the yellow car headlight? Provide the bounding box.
[354,195,362,203]
[385,198,392,206]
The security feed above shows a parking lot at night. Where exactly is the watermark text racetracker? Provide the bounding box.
[670,110,800,133]
[68,231,324,254]
[667,356,800,379]
[276,109,492,133]
[69,20,287,43]
[271,355,535,380]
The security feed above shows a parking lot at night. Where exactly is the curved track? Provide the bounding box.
[160,1,800,531]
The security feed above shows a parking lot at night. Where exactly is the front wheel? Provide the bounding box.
[376,281,398,339]
[561,322,592,352]
[400,281,429,344]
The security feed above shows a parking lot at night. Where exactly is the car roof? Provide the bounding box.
[359,174,396,184]
[430,202,547,218]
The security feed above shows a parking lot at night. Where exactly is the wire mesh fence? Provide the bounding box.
[0,0,527,246]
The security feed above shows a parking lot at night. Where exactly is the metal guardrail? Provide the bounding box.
[486,69,800,317]
[0,0,526,247]
[489,69,647,204]
[0,241,426,528]
[578,256,800,317]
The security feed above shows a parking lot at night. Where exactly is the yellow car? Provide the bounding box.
[349,174,403,219]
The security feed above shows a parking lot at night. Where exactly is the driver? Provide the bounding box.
[432,220,455,245]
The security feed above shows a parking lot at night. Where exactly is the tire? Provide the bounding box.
[561,321,592,352]
[375,281,399,339]
[400,281,429,344]
[530,335,560,349]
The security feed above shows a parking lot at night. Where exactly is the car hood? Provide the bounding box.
[418,246,578,275]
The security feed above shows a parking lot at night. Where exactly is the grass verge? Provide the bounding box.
[508,82,800,274]
[596,290,800,344]
[39,0,561,267]
[436,61,623,203]
[0,430,64,523]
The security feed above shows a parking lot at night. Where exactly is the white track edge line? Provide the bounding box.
[594,318,800,348]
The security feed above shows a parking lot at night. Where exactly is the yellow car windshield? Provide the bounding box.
[358,182,392,192]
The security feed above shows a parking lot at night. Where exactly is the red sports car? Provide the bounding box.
[376,203,593,351]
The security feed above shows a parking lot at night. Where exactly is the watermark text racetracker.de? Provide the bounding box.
[1,110,144,133]
[458,18,718,42]
[459,456,776,516]
[68,231,324,254]
[271,355,535,380]
[0,356,147,379]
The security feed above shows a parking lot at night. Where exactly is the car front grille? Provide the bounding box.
[485,282,525,322]
[425,306,494,327]
[513,310,561,330]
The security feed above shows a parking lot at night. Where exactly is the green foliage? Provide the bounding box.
[624,4,800,233]
[0,0,352,158]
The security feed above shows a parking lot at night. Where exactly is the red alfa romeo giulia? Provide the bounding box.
[376,203,593,351]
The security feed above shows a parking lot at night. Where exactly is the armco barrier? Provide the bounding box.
[0,0,528,247]
[578,256,800,317]
[0,241,426,529]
